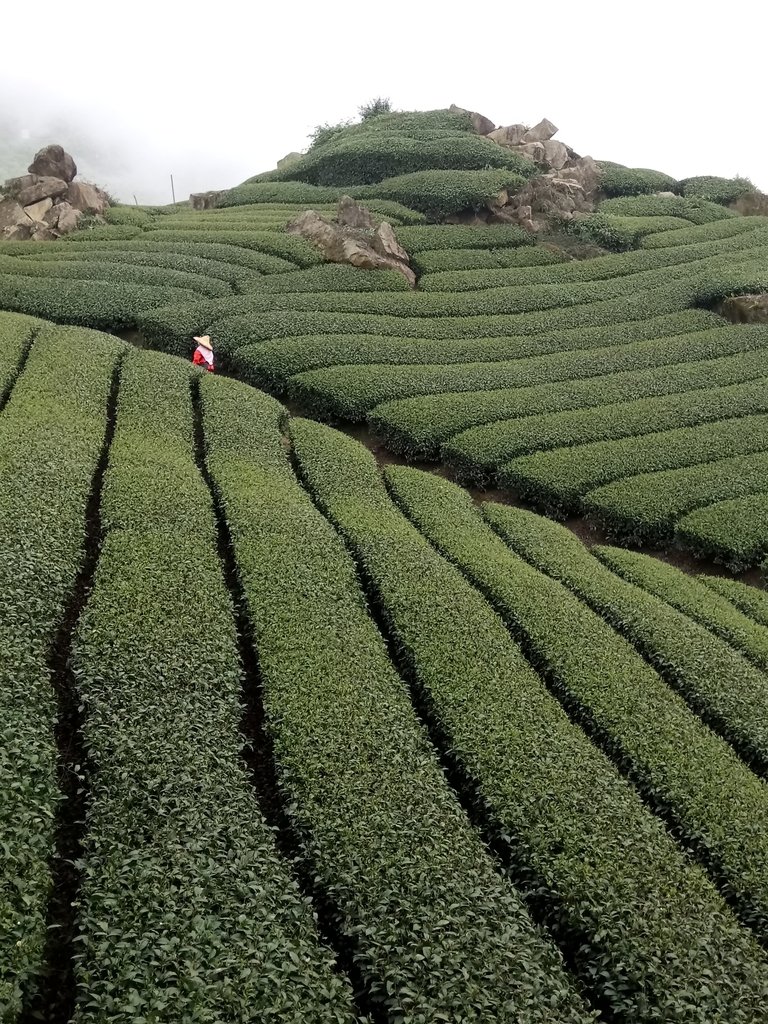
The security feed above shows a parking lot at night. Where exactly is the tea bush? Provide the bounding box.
[198,377,591,1024]
[290,440,768,1021]
[0,323,123,1017]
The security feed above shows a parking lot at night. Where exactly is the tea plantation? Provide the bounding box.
[2,107,768,1021]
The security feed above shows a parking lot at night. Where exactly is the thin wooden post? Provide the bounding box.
[170,174,176,205]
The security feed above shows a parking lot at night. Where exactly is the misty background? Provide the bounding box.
[2,0,767,205]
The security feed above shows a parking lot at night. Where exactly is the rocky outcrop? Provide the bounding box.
[716,293,768,324]
[190,190,225,210]
[0,143,110,240]
[28,144,77,183]
[449,103,496,136]
[287,198,416,287]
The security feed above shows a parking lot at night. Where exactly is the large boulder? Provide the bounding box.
[337,196,375,230]
[287,199,416,287]
[540,140,570,170]
[2,174,36,197]
[0,197,33,233]
[717,293,768,324]
[45,201,82,234]
[522,118,559,143]
[488,124,527,146]
[28,144,77,183]
[66,181,108,215]
[190,190,224,210]
[23,197,54,223]
[15,176,68,206]
[449,103,495,135]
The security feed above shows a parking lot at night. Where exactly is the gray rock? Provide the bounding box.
[540,140,570,170]
[286,204,415,287]
[3,174,36,197]
[449,103,495,135]
[522,118,559,143]
[488,124,528,146]
[24,197,54,222]
[337,196,375,230]
[0,197,32,232]
[190,190,224,210]
[16,177,68,206]
[67,181,108,214]
[28,144,77,183]
[50,201,82,234]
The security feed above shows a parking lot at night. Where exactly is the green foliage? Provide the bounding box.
[363,168,530,219]
[72,350,354,1022]
[220,182,351,205]
[677,494,768,570]
[104,204,154,227]
[199,380,590,1023]
[295,447,768,1021]
[277,134,535,187]
[642,215,768,249]
[677,175,757,205]
[444,371,768,484]
[458,496,768,939]
[0,253,231,299]
[418,232,768,292]
[505,413,768,516]
[568,213,692,251]
[141,228,323,267]
[291,322,768,427]
[0,311,38,403]
[699,574,768,626]
[598,163,677,196]
[596,547,768,672]
[0,273,199,330]
[582,450,768,548]
[412,245,567,274]
[599,194,736,223]
[396,223,533,252]
[358,96,392,120]
[482,504,768,787]
[0,323,123,1017]
[254,263,409,293]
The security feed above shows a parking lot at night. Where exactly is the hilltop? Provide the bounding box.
[2,103,768,1023]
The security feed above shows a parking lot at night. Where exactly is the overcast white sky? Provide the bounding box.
[2,0,767,204]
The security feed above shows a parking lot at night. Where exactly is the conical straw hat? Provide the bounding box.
[193,335,213,351]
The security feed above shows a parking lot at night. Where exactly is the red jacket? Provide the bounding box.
[193,348,214,372]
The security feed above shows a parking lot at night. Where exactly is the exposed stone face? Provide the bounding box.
[717,293,768,324]
[0,198,33,233]
[45,201,82,233]
[28,144,77,183]
[23,197,54,222]
[190,190,224,210]
[287,199,416,287]
[337,196,375,230]
[66,181,108,215]
[15,177,68,206]
[488,124,527,146]
[3,174,36,197]
[523,118,559,143]
[449,103,495,135]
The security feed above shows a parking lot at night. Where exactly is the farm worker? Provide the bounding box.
[192,334,214,372]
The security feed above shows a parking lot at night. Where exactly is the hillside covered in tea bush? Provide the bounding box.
[2,104,768,1023]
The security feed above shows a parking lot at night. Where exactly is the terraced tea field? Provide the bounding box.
[2,106,768,1021]
[3,311,768,1022]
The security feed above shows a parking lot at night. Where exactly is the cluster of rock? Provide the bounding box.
[0,145,110,241]
[287,198,416,287]
[449,106,601,231]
